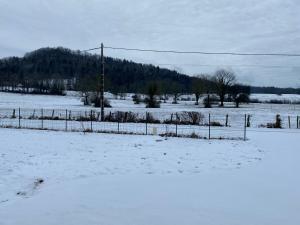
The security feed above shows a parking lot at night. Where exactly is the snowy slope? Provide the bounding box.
[0,128,300,225]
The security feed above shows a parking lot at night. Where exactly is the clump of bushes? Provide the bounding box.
[103,111,160,124]
[10,109,16,119]
[266,114,282,128]
[209,121,223,127]
[179,111,204,125]
[92,97,112,108]
[81,92,112,108]
[104,111,139,123]
[144,112,161,124]
[164,112,204,125]
[132,94,142,104]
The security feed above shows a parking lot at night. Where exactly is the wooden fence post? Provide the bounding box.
[288,116,291,129]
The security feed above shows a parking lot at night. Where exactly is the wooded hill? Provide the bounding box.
[0,47,299,95]
[0,47,192,94]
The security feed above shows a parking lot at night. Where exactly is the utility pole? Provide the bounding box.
[100,43,105,121]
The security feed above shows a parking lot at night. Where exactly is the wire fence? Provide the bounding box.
[0,108,299,140]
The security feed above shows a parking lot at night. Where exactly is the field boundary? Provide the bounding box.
[0,108,250,141]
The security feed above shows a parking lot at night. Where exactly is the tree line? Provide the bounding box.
[0,47,299,100]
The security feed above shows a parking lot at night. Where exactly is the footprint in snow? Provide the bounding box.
[16,178,44,198]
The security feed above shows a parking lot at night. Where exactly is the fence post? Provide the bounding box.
[244,114,247,141]
[65,109,68,131]
[175,113,178,137]
[117,111,120,133]
[247,115,251,127]
[297,116,299,129]
[288,116,291,129]
[225,114,228,127]
[208,113,211,140]
[90,110,93,132]
[18,107,21,128]
[41,108,44,129]
[146,112,148,135]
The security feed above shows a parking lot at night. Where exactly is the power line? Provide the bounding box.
[82,45,300,69]
[157,63,300,69]
[102,46,300,57]
[82,47,102,52]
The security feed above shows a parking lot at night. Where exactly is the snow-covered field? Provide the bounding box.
[0,92,300,224]
[0,92,299,129]
[0,128,299,225]
[1,92,300,110]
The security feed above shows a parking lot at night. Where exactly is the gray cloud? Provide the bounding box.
[0,0,299,87]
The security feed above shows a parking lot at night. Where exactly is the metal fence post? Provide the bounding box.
[175,113,178,137]
[90,110,93,132]
[41,108,44,129]
[146,112,148,135]
[65,109,68,131]
[18,107,21,128]
[117,111,120,133]
[225,114,228,127]
[244,114,247,141]
[208,113,211,140]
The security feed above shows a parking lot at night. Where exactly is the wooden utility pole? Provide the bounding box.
[100,43,105,121]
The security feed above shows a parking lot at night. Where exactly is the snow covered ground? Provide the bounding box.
[1,92,300,129]
[1,92,300,110]
[0,128,299,225]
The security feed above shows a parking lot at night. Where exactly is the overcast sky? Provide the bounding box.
[0,0,299,87]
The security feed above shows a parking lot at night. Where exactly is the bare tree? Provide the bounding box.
[192,75,210,105]
[170,82,181,104]
[213,69,236,107]
[229,84,250,107]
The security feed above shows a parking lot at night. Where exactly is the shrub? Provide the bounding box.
[132,94,141,104]
[93,97,112,108]
[266,114,282,128]
[164,112,204,125]
[145,112,161,124]
[275,114,282,128]
[11,109,16,119]
[234,93,250,107]
[210,121,223,127]
[104,111,139,123]
[179,111,204,125]
[145,97,160,108]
